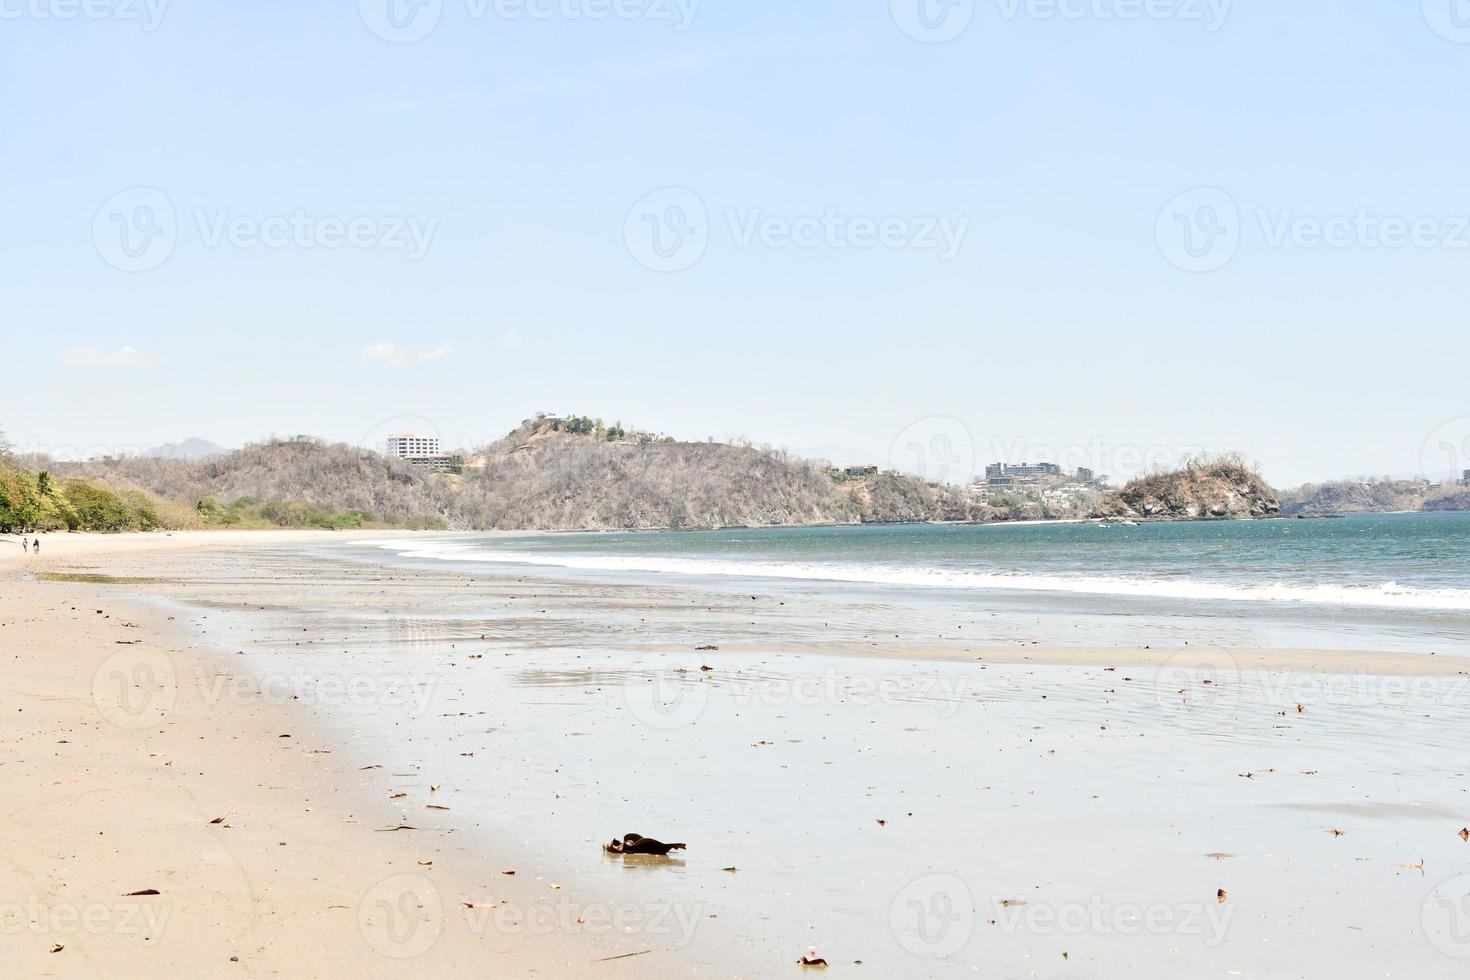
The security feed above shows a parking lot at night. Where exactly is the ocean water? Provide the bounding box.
[357,512,1470,655]
[370,513,1470,608]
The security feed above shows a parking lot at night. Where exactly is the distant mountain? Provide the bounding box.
[143,437,226,461]
[1093,457,1281,520]
[51,417,994,531]
[1278,479,1470,516]
[449,416,985,530]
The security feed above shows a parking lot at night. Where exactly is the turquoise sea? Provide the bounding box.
[359,512,1470,654]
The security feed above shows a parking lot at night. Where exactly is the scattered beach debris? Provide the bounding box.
[722,866,738,872]
[876,819,887,827]
[797,947,829,967]
[1205,852,1234,861]
[594,950,652,963]
[604,833,687,855]
[49,944,63,953]
[123,889,160,896]
[375,825,417,832]
[1460,828,1469,842]
[1398,859,1425,876]
[1325,828,1345,837]
[502,870,516,875]
[1217,889,1227,904]
[695,645,719,652]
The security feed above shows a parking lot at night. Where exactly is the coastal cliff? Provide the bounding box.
[1092,458,1281,521]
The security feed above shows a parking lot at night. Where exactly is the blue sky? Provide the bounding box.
[3,1,1468,487]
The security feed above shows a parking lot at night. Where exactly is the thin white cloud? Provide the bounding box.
[501,329,524,348]
[59,345,156,367]
[360,342,455,367]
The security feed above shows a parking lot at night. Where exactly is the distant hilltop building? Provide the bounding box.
[985,462,1062,482]
[386,433,440,458]
[845,464,879,478]
[385,433,459,473]
[970,461,1107,505]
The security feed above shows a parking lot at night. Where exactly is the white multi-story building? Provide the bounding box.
[386,434,440,459]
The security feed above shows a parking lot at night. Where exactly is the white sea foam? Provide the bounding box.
[370,540,1470,612]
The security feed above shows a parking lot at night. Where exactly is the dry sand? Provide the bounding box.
[0,532,677,978]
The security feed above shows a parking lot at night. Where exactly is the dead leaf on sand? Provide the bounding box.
[1460,828,1469,842]
[209,816,226,825]
[123,889,160,896]
[1217,889,1227,904]
[49,944,63,953]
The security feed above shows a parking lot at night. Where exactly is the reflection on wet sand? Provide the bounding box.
[37,539,1470,978]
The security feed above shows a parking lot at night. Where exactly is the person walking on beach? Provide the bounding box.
[32,537,40,555]
[21,536,28,553]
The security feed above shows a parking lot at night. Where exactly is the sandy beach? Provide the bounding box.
[0,532,681,978]
[5,530,1470,978]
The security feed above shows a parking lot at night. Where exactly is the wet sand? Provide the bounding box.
[5,531,1470,977]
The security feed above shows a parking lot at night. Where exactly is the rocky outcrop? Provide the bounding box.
[1092,458,1281,521]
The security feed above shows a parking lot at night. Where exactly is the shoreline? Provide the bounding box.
[6,531,1470,976]
[0,532,694,977]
